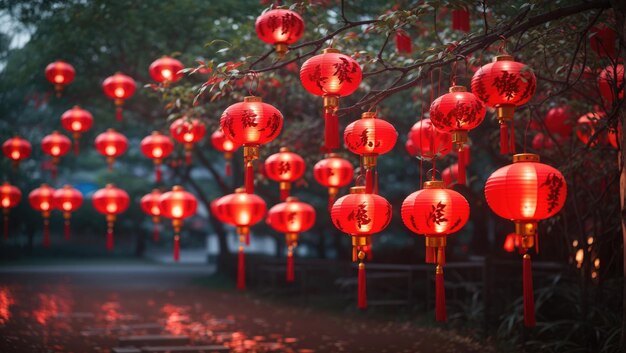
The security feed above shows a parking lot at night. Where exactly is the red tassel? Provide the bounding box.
[324,110,339,151]
[74,141,79,156]
[173,235,180,262]
[280,188,289,201]
[185,150,192,166]
[457,149,466,185]
[3,214,8,240]
[365,244,373,261]
[358,262,367,310]
[155,165,162,183]
[462,145,471,165]
[237,246,246,290]
[51,164,58,181]
[373,169,379,195]
[500,122,509,154]
[435,266,447,322]
[437,246,446,265]
[153,223,159,242]
[395,30,412,54]
[225,161,232,176]
[64,220,70,240]
[328,194,336,212]
[365,168,373,193]
[510,119,516,154]
[245,162,254,194]
[116,107,123,121]
[452,9,470,32]
[286,247,295,282]
[425,245,437,264]
[106,225,114,251]
[43,219,50,248]
[523,254,536,327]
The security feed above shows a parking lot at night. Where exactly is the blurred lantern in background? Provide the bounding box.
[264,147,306,200]
[255,8,304,58]
[408,119,453,161]
[28,184,55,248]
[102,72,136,121]
[140,131,175,183]
[169,117,206,165]
[503,233,522,253]
[2,135,32,169]
[405,138,418,157]
[531,132,556,151]
[45,60,75,97]
[159,186,198,262]
[149,56,185,86]
[60,106,93,155]
[95,128,128,171]
[92,184,130,251]
[1,182,21,240]
[598,64,624,104]
[543,106,573,138]
[442,163,458,187]
[41,131,71,180]
[52,185,83,240]
[211,129,240,176]
[266,197,316,282]
[576,112,606,146]
[590,25,617,58]
[313,153,354,210]
[141,189,163,242]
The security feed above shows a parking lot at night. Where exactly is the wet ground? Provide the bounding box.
[0,264,493,353]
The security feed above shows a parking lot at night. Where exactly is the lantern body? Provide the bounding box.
[169,118,206,145]
[102,73,136,100]
[313,154,354,189]
[300,49,362,97]
[140,190,162,218]
[140,132,175,160]
[590,25,616,57]
[61,106,93,135]
[213,189,267,228]
[344,112,398,157]
[442,164,458,187]
[92,184,130,216]
[405,139,418,156]
[430,86,485,133]
[1,182,21,210]
[159,186,198,221]
[576,112,605,146]
[95,129,128,159]
[544,106,573,137]
[532,133,556,150]
[211,129,240,153]
[264,148,306,183]
[149,56,185,83]
[28,184,55,214]
[267,197,316,234]
[598,64,624,103]
[2,136,32,163]
[220,96,283,146]
[408,119,453,159]
[255,9,304,45]
[331,188,392,236]
[41,131,71,158]
[45,61,75,86]
[52,185,83,213]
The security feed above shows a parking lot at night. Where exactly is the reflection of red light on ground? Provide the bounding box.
[162,304,190,335]
[33,293,70,325]
[285,337,298,343]
[101,301,123,323]
[0,287,15,325]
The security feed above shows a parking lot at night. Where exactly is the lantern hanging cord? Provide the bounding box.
[524,107,532,153]
[497,35,508,54]
[246,71,260,96]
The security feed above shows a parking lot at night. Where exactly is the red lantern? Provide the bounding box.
[442,163,458,187]
[92,184,130,251]
[214,188,267,290]
[1,182,21,240]
[159,186,198,262]
[264,147,306,200]
[485,153,567,327]
[211,129,240,176]
[543,106,573,138]
[531,133,556,150]
[405,138,418,156]
[401,180,470,322]
[408,119,453,160]
[2,135,32,168]
[149,56,185,85]
[169,117,206,165]
[220,96,283,193]
[313,153,354,209]
[576,112,606,146]
[45,60,75,96]
[590,25,616,58]
[331,186,392,309]
[141,189,162,242]
[255,9,305,58]
[267,197,316,282]
[140,131,175,183]
[598,64,624,103]
[430,86,485,185]
[344,112,398,194]
[471,55,537,154]
[95,128,128,171]
[28,184,55,247]
[300,48,363,151]
[61,106,93,155]
[41,131,71,179]
[102,72,136,121]
[52,185,83,240]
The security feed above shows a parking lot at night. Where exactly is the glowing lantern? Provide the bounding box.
[220,96,283,193]
[331,186,392,309]
[41,131,71,179]
[141,189,163,242]
[255,9,305,58]
[442,163,458,187]
[92,184,130,251]
[2,135,31,168]
[300,48,363,151]
[313,153,354,209]
[344,112,398,194]
[28,184,55,247]
[52,185,83,240]
[598,64,624,103]
[211,129,240,176]
[430,86,485,185]
[95,129,128,171]
[1,182,21,240]
[401,180,470,321]
[159,186,198,262]
[140,131,175,183]
[471,55,537,154]
[543,106,573,137]
[266,197,316,282]
[408,119,453,160]
[264,147,306,200]
[213,188,267,290]
[149,56,185,85]
[45,60,75,96]
[60,106,93,155]
[485,153,567,327]
[169,117,206,165]
[576,112,606,146]
[503,233,521,253]
[102,72,136,121]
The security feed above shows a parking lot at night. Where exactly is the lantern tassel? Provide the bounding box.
[437,246,446,265]
[365,168,373,194]
[324,109,340,151]
[280,187,290,202]
[286,247,295,282]
[106,223,114,251]
[373,169,379,195]
[457,149,467,185]
[358,261,367,310]
[463,145,471,165]
[237,245,246,290]
[365,244,373,261]
[173,235,180,262]
[435,265,447,322]
[116,107,123,121]
[74,140,80,156]
[452,9,470,32]
[510,119,516,154]
[3,214,8,240]
[185,150,192,166]
[153,223,159,242]
[500,122,509,154]
[64,220,70,240]
[523,253,536,327]
[225,160,232,176]
[245,162,254,194]
[155,165,162,183]
[51,164,58,181]
[425,245,437,264]
[43,219,50,248]
[328,194,336,212]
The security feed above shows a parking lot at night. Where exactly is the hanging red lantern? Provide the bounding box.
[255,9,305,58]
[405,138,418,157]
[590,25,616,58]
[485,153,567,327]
[141,189,162,242]
[401,180,470,321]
[344,112,398,194]
[598,64,624,104]
[313,153,354,210]
[543,105,574,138]
[1,182,21,240]
[140,131,175,183]
[395,30,412,54]
[92,184,130,251]
[430,86,485,185]
[60,106,93,155]
[331,186,392,309]
[95,128,128,171]
[45,60,75,97]
[149,56,185,86]
[169,117,206,165]
[264,147,306,200]
[451,8,470,32]
[220,96,283,193]
[442,163,458,187]
[300,48,363,151]
[531,133,556,150]
[266,197,316,282]
[102,72,136,121]
[159,186,198,262]
[41,131,71,179]
[28,184,55,248]
[2,135,32,169]
[408,119,453,160]
[503,233,522,253]
[52,185,83,240]
[471,55,537,154]
[576,112,606,146]
[214,188,267,290]
[211,129,240,176]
